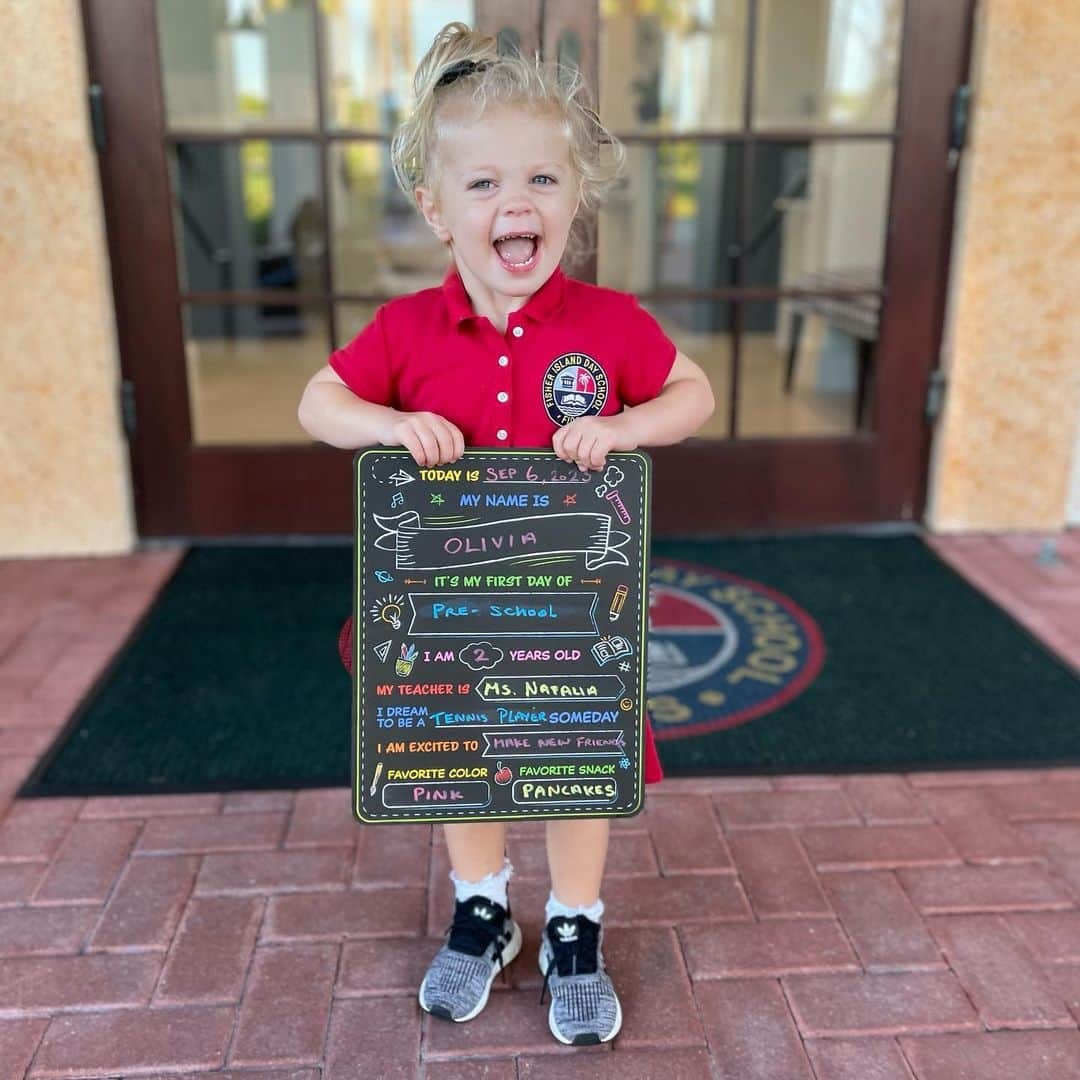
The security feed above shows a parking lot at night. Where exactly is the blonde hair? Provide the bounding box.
[390,22,625,270]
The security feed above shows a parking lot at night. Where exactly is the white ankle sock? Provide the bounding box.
[545,890,604,925]
[450,857,513,909]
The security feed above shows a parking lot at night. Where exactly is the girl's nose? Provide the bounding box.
[498,182,537,213]
[498,201,540,234]
[500,195,535,215]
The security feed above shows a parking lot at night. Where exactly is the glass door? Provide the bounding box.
[597,0,901,441]
[157,0,486,448]
[84,0,971,535]
[544,0,972,530]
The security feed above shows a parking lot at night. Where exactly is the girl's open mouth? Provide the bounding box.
[493,233,540,273]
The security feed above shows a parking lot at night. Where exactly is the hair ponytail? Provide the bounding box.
[414,22,498,102]
[390,22,499,198]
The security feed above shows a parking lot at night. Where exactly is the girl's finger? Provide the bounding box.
[432,422,455,464]
[590,436,608,470]
[402,431,426,466]
[413,426,438,466]
[574,437,591,470]
[552,426,569,460]
[577,433,598,470]
[562,427,583,462]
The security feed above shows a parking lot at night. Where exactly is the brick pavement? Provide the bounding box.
[0,532,1077,1078]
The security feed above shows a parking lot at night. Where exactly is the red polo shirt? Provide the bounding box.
[332,267,674,786]
[329,267,677,444]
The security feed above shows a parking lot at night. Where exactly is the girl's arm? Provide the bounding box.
[616,350,715,447]
[553,351,715,470]
[298,365,464,465]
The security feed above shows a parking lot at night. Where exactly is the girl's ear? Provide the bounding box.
[415,187,451,243]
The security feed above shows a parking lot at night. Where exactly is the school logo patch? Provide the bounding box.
[646,559,825,740]
[542,353,609,425]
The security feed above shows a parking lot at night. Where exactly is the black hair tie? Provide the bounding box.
[435,59,491,89]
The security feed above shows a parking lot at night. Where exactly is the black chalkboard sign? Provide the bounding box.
[352,449,651,824]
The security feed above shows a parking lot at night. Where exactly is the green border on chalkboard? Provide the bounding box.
[351,448,651,824]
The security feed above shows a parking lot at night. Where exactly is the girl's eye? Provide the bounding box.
[533,175,556,185]
[469,179,494,190]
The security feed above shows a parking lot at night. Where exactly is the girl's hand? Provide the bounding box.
[553,414,638,471]
[381,411,465,466]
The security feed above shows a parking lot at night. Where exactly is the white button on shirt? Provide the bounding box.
[512,326,524,338]
[496,429,508,441]
[498,355,509,366]
[497,392,509,403]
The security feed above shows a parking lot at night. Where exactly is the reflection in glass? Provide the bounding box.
[157,0,317,130]
[322,0,475,130]
[329,142,450,295]
[336,302,382,350]
[744,140,891,289]
[599,0,746,132]
[171,140,325,295]
[598,141,740,311]
[736,298,876,438]
[646,299,733,440]
[183,301,330,445]
[754,0,902,130]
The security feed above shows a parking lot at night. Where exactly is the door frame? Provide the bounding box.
[82,0,974,536]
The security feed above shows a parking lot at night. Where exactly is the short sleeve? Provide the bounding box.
[328,304,396,406]
[618,296,678,406]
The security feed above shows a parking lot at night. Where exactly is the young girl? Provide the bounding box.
[298,22,714,1046]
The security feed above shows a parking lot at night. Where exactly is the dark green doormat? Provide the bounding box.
[20,537,1080,797]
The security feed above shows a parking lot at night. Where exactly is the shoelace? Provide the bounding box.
[539,916,600,1005]
[446,900,510,979]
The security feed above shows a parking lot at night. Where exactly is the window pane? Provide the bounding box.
[735,298,877,438]
[336,301,381,349]
[329,142,450,295]
[754,0,903,130]
[598,141,741,293]
[171,140,325,294]
[157,0,317,131]
[599,0,747,133]
[322,0,476,131]
[655,298,732,440]
[184,301,330,445]
[744,140,891,290]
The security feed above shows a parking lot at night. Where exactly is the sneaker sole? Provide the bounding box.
[538,942,623,1044]
[419,920,522,1023]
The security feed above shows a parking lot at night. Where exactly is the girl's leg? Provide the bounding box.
[545,817,609,906]
[443,820,508,883]
[541,817,621,1045]
[421,820,519,1023]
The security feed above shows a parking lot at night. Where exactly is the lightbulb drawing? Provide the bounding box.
[370,594,405,630]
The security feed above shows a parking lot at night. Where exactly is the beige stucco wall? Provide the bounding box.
[925,0,1080,532]
[1069,400,1080,524]
[0,0,134,558]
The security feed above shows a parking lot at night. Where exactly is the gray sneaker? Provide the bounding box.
[419,895,522,1022]
[538,914,622,1044]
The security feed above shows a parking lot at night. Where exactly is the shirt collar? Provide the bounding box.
[441,265,568,327]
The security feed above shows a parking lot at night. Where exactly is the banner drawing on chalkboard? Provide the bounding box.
[373,512,630,570]
[352,450,651,824]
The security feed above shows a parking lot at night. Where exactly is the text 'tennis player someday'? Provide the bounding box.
[297,22,714,1047]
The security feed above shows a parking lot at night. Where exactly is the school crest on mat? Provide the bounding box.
[646,559,826,741]
[542,353,609,425]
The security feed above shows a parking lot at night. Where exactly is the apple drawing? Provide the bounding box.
[494,761,512,785]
